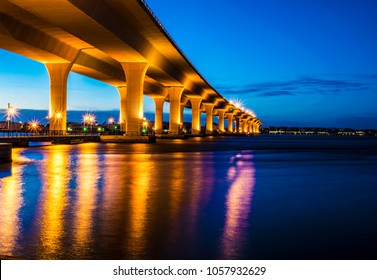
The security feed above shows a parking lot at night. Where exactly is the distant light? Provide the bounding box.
[83,113,96,124]
[56,112,62,119]
[27,119,41,132]
[8,107,15,115]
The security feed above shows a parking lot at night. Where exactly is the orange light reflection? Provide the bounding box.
[222,152,256,259]
[37,148,70,259]
[126,154,153,257]
[0,157,23,256]
[72,144,99,257]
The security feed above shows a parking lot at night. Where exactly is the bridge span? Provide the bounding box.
[0,0,262,135]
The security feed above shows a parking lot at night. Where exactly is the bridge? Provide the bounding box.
[0,0,262,136]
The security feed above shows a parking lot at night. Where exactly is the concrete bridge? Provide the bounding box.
[0,0,262,135]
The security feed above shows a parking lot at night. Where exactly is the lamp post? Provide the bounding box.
[108,117,114,134]
[89,116,94,133]
[7,103,16,133]
[83,113,95,134]
[55,112,62,135]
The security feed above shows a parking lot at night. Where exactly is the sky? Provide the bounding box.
[1,0,377,128]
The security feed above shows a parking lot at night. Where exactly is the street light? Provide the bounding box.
[107,117,114,134]
[82,113,96,133]
[28,119,40,135]
[6,103,16,132]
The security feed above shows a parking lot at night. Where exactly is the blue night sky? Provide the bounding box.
[1,0,377,128]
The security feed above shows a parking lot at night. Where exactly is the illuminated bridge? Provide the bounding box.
[0,0,262,135]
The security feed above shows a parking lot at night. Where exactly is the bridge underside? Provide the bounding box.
[0,0,261,134]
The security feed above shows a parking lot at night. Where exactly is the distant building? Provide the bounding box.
[0,121,22,131]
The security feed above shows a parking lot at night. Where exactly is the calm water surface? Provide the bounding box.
[0,135,377,259]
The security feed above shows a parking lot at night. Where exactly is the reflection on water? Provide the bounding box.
[0,150,24,256]
[125,154,152,258]
[1,136,377,259]
[72,145,99,258]
[1,143,240,259]
[37,147,70,259]
[0,143,252,259]
[222,151,255,259]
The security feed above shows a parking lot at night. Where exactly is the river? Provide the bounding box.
[0,135,376,259]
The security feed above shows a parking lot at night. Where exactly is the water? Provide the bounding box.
[0,135,377,259]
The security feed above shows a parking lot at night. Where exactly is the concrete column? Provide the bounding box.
[168,87,184,134]
[217,109,226,132]
[235,117,240,133]
[227,113,234,133]
[180,104,185,125]
[255,121,260,133]
[117,86,127,132]
[121,62,149,135]
[245,118,252,133]
[241,120,246,133]
[204,104,215,134]
[248,120,253,133]
[252,121,257,133]
[190,97,202,134]
[46,63,72,133]
[153,97,165,134]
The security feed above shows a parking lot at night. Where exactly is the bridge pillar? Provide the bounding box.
[245,121,250,133]
[121,62,149,135]
[168,87,184,134]
[180,104,185,127]
[247,120,252,133]
[217,109,226,132]
[46,63,73,133]
[153,97,165,134]
[255,121,259,133]
[240,120,245,133]
[235,117,240,133]
[227,113,234,133]
[252,121,257,133]
[117,86,127,132]
[204,104,215,134]
[190,97,202,134]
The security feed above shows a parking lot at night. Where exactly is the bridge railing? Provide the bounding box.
[0,131,100,138]
[0,130,155,138]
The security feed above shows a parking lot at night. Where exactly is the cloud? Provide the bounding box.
[260,90,295,97]
[217,75,373,98]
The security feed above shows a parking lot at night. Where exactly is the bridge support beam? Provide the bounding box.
[153,97,165,134]
[235,117,240,133]
[204,104,214,134]
[251,121,257,133]
[180,104,185,128]
[46,63,72,133]
[168,87,184,134]
[117,86,127,132]
[217,109,226,132]
[121,62,149,135]
[227,113,234,133]
[246,120,252,133]
[255,122,259,133]
[190,97,202,134]
[241,120,247,133]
